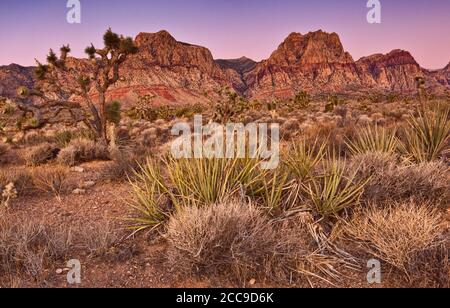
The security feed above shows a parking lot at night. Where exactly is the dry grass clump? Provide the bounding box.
[0,215,71,278]
[349,152,449,206]
[0,168,33,195]
[57,138,109,166]
[344,202,445,279]
[73,218,122,258]
[166,202,277,281]
[101,148,139,181]
[24,143,59,166]
[31,166,70,197]
[166,201,356,285]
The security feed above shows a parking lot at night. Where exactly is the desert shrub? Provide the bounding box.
[292,91,311,109]
[0,168,33,195]
[306,158,368,217]
[166,202,356,285]
[346,125,398,155]
[55,129,96,148]
[0,215,71,278]
[22,131,52,145]
[24,143,59,166]
[400,106,450,162]
[349,153,449,206]
[165,201,278,280]
[345,202,445,280]
[325,95,342,112]
[1,182,18,208]
[58,138,109,166]
[74,218,121,258]
[102,148,139,181]
[31,166,69,197]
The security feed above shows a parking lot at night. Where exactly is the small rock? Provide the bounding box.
[56,269,64,275]
[249,279,256,285]
[71,166,85,173]
[82,181,96,189]
[72,188,86,195]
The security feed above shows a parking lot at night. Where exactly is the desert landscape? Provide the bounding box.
[0,2,449,290]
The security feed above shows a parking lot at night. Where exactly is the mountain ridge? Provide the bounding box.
[1,30,449,103]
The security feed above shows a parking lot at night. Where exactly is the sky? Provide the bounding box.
[0,0,449,69]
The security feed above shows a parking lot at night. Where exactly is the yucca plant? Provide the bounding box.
[285,140,326,182]
[306,159,368,217]
[346,125,398,155]
[261,170,290,212]
[400,105,450,163]
[166,155,266,207]
[126,159,171,232]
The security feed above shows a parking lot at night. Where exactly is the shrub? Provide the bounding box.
[102,149,138,181]
[0,215,71,278]
[345,202,444,279]
[31,166,69,197]
[0,168,33,195]
[292,91,311,109]
[58,138,109,166]
[165,201,277,281]
[346,125,398,155]
[166,202,356,285]
[24,143,59,166]
[400,106,450,162]
[349,153,449,206]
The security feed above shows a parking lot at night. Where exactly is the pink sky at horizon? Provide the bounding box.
[0,0,449,70]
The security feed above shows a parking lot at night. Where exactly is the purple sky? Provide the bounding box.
[0,0,449,69]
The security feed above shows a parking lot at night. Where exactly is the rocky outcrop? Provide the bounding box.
[111,30,243,106]
[244,31,438,98]
[0,64,35,97]
[244,31,363,98]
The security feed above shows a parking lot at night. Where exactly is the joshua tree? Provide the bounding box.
[212,88,248,124]
[415,76,427,108]
[16,28,138,143]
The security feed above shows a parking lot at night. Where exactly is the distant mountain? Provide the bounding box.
[1,30,449,104]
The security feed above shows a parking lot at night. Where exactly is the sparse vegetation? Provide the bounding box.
[31,166,69,197]
[346,125,398,155]
[24,143,59,166]
[1,78,449,288]
[400,105,450,162]
[345,202,445,280]
[58,138,109,166]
